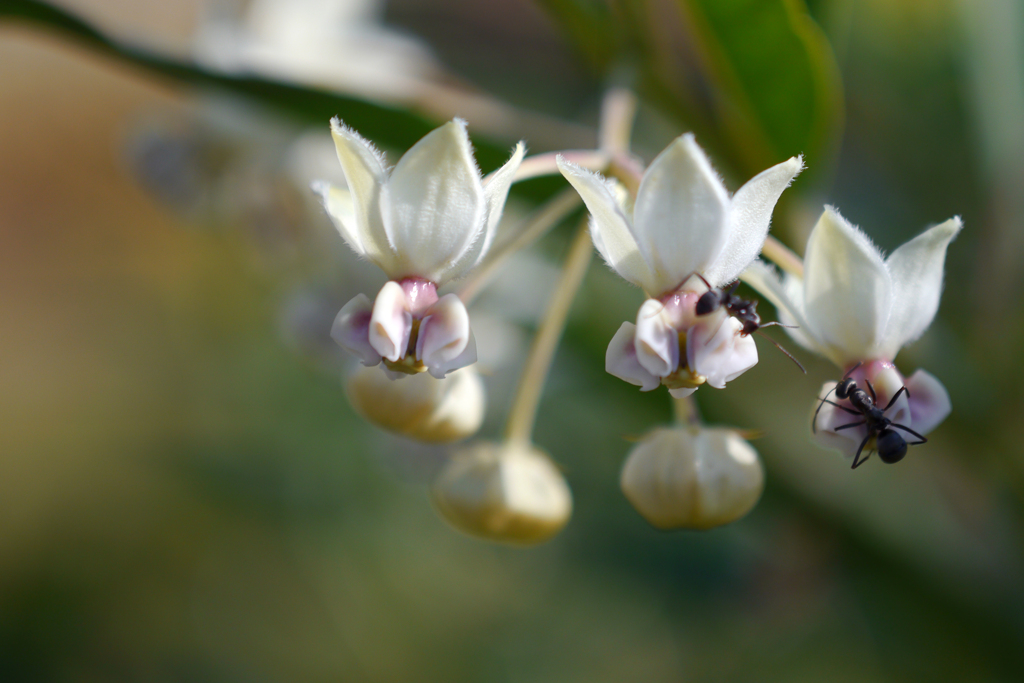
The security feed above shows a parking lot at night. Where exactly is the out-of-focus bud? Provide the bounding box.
[345,364,484,443]
[431,442,572,545]
[621,427,764,530]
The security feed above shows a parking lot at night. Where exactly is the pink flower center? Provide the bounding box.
[398,277,439,317]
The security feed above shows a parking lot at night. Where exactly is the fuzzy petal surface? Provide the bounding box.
[803,207,893,366]
[880,217,962,358]
[331,293,381,366]
[631,135,729,295]
[369,281,412,362]
[705,156,803,286]
[385,119,486,283]
[606,322,662,391]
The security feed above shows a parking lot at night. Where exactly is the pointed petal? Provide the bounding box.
[447,142,525,282]
[606,322,662,391]
[385,120,487,283]
[369,281,412,362]
[416,293,472,377]
[330,119,396,273]
[313,182,363,257]
[880,217,962,357]
[688,315,758,388]
[904,369,951,435]
[330,294,381,366]
[705,156,804,285]
[632,134,730,294]
[556,156,653,290]
[635,299,679,378]
[803,207,893,365]
[741,261,821,355]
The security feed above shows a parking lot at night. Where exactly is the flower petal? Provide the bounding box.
[880,217,962,358]
[904,369,951,435]
[631,134,730,295]
[447,142,526,282]
[688,315,758,388]
[705,156,803,286]
[369,281,412,362]
[416,293,473,378]
[330,293,381,366]
[385,119,487,283]
[740,260,821,354]
[313,182,364,257]
[605,322,662,391]
[635,299,679,378]
[803,207,893,365]
[556,156,653,290]
[329,119,396,273]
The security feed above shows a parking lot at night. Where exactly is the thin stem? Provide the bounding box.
[761,235,805,278]
[505,223,593,445]
[457,188,582,304]
[672,395,701,426]
[512,150,609,183]
[599,88,638,154]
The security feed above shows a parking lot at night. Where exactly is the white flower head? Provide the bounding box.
[318,119,524,378]
[557,134,802,395]
[743,207,961,460]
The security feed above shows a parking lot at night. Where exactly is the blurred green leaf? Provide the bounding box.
[0,0,509,165]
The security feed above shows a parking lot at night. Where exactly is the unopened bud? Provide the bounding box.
[345,365,485,443]
[431,442,572,545]
[621,427,764,530]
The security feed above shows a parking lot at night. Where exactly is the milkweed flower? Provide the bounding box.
[620,426,764,530]
[557,135,802,396]
[744,207,961,460]
[318,118,524,379]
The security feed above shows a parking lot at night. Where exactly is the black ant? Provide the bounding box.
[812,362,927,469]
[693,275,806,373]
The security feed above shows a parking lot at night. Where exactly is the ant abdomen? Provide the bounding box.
[876,429,908,464]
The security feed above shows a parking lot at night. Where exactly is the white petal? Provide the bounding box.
[385,119,487,283]
[904,369,951,435]
[556,156,653,290]
[416,293,472,378]
[688,316,758,388]
[426,331,478,380]
[605,322,662,391]
[369,281,412,362]
[668,386,698,399]
[740,261,821,355]
[447,142,526,282]
[803,207,893,365]
[330,119,396,273]
[631,134,730,295]
[313,182,364,257]
[330,293,381,366]
[635,299,679,378]
[879,217,962,358]
[705,156,804,286]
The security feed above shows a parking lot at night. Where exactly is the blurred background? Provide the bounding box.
[2,0,1023,680]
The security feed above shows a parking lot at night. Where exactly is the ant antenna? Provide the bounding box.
[754,329,806,373]
[811,362,863,433]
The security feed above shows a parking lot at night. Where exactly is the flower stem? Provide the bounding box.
[672,395,701,426]
[505,222,593,445]
[599,88,638,154]
[457,187,582,304]
[513,150,610,182]
[761,235,805,278]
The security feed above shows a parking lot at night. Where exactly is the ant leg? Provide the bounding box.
[882,386,908,414]
[891,423,928,445]
[822,399,862,416]
[851,434,873,469]
[753,329,806,373]
[834,420,867,431]
[812,364,864,434]
[865,379,877,403]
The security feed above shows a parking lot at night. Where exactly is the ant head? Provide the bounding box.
[876,428,908,464]
[835,378,857,399]
[695,290,721,316]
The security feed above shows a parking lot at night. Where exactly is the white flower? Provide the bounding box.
[620,426,764,530]
[431,442,572,545]
[557,134,802,396]
[743,207,961,460]
[319,119,524,378]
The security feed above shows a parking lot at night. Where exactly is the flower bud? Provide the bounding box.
[621,427,764,530]
[431,442,572,545]
[345,364,484,443]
